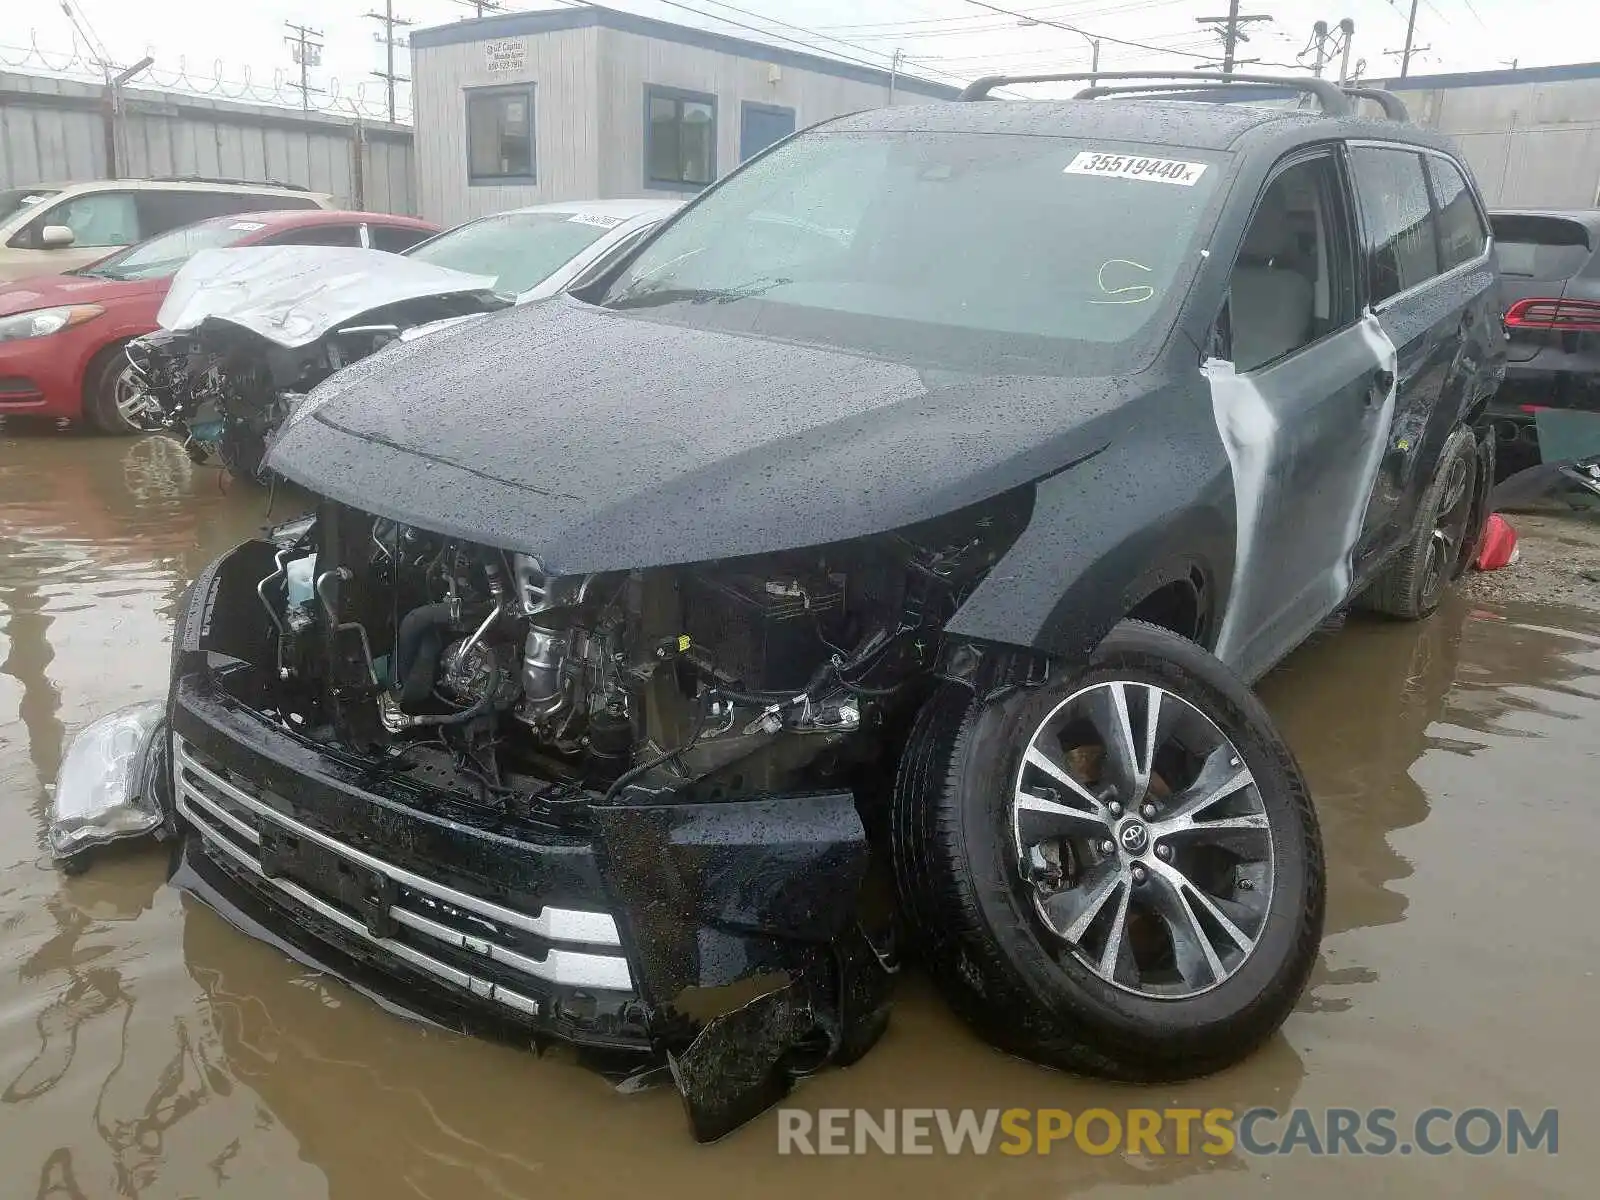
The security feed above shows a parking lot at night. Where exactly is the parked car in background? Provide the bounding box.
[401,198,684,302]
[0,177,336,281]
[0,208,438,434]
[1484,208,1600,476]
[135,197,682,478]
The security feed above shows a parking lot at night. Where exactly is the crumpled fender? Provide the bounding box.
[945,409,1236,664]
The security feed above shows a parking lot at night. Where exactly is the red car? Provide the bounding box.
[0,209,438,433]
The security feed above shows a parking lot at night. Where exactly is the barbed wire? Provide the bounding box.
[0,30,410,123]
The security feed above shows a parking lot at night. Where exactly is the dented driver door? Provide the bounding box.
[1207,147,1399,682]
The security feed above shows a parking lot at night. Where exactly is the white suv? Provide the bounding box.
[0,178,334,281]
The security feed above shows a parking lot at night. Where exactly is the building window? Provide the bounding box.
[467,85,535,184]
[645,85,716,190]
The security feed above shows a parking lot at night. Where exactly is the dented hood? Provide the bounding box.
[157,245,499,349]
[267,296,1132,572]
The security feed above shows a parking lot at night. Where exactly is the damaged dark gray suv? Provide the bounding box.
[55,72,1505,1141]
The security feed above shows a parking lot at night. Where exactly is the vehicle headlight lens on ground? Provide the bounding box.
[0,304,104,343]
[50,701,166,862]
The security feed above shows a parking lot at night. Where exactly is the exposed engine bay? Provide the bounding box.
[256,496,1029,817]
[129,297,503,481]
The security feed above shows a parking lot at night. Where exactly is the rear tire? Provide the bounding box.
[83,343,154,436]
[1358,427,1478,619]
[891,621,1324,1081]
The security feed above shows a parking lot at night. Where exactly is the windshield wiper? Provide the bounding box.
[607,277,790,310]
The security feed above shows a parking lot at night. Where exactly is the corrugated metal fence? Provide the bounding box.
[0,70,416,214]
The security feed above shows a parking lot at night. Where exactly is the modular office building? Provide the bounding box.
[408,6,957,227]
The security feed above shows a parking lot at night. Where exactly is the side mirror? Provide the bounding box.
[40,224,76,249]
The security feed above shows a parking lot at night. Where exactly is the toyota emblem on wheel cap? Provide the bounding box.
[1119,822,1149,853]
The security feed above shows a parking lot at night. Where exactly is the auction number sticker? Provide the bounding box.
[1064,152,1208,186]
[566,212,625,228]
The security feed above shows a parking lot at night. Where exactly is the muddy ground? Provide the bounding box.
[2,431,1596,1198]
[1460,505,1600,613]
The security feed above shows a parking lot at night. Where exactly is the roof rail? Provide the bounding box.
[958,70,1352,116]
[1341,87,1411,121]
[146,175,311,191]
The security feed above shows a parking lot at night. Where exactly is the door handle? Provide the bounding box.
[1367,368,1395,406]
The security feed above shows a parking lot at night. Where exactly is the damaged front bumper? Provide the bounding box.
[144,538,894,1140]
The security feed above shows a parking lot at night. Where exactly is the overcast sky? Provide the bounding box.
[12,0,1596,119]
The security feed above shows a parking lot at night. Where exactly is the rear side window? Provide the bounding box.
[1489,214,1594,281]
[137,191,278,235]
[1426,157,1488,270]
[1350,147,1440,303]
[267,224,364,248]
[369,224,433,253]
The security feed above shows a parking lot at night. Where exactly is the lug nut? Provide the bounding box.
[1156,844,1172,861]
[1131,864,1148,884]
[1141,803,1158,819]
[1100,839,1116,855]
[1107,800,1123,817]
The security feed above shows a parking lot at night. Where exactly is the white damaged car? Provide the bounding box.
[130,198,682,479]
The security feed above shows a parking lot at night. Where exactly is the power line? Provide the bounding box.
[819,0,1191,34]
[617,0,977,87]
[964,0,1212,60]
[365,0,413,123]
[449,0,507,15]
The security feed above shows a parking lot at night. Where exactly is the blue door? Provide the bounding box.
[740,102,796,161]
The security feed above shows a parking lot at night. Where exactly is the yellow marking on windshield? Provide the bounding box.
[1089,259,1156,305]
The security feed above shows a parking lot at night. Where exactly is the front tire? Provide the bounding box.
[891,621,1324,1081]
[84,344,155,435]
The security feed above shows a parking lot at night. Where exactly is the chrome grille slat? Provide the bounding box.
[177,794,544,1017]
[176,763,261,845]
[387,905,630,991]
[172,736,634,1004]
[173,737,622,947]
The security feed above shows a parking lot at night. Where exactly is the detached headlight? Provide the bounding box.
[0,304,105,343]
[50,701,167,866]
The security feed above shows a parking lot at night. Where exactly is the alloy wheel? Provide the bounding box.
[1010,681,1275,998]
[113,362,159,430]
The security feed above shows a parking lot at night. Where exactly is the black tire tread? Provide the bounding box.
[82,341,139,436]
[1358,427,1478,620]
[892,621,1324,1082]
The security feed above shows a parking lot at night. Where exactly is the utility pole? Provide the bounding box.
[888,47,902,104]
[366,0,413,123]
[1397,0,1420,79]
[284,22,324,111]
[1195,2,1273,80]
[448,0,504,16]
[1308,20,1331,76]
[1303,17,1356,82]
[1337,19,1356,85]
